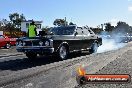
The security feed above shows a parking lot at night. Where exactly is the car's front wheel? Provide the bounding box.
[5,43,11,49]
[26,52,37,59]
[58,45,69,60]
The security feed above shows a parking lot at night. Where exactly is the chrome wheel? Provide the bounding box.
[5,43,11,49]
[89,43,98,53]
[93,43,98,53]
[59,46,67,60]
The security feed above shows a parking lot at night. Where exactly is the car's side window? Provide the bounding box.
[76,27,83,35]
[83,28,90,35]
[88,29,94,34]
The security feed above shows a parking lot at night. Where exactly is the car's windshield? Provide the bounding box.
[50,26,75,35]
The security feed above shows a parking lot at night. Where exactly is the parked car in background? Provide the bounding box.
[99,34,111,39]
[0,35,16,49]
[16,25,102,60]
[112,33,132,43]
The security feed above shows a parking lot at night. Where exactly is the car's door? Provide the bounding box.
[73,27,84,50]
[0,35,6,47]
[83,28,95,49]
[52,26,76,52]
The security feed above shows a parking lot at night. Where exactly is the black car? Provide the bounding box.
[16,25,102,60]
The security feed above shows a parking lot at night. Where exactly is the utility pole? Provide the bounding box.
[71,18,72,23]
[64,17,66,26]
[101,24,104,31]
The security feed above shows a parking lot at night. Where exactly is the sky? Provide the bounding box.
[0,0,132,27]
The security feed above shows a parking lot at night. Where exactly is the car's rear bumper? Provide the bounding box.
[16,46,54,54]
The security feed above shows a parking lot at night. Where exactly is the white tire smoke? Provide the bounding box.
[97,38,126,53]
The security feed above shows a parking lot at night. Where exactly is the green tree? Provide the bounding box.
[9,13,26,28]
[114,21,130,33]
[42,26,49,31]
[53,19,68,26]
[69,22,76,25]
[91,27,103,34]
[104,23,114,32]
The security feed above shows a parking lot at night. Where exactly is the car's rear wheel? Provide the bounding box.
[5,43,11,49]
[89,43,98,54]
[26,52,37,59]
[58,45,69,60]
